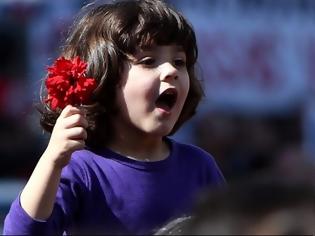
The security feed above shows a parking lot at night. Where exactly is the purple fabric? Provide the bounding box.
[3,138,225,235]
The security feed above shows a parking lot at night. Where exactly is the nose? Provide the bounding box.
[159,62,178,81]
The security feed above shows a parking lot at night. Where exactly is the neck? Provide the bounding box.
[107,125,169,162]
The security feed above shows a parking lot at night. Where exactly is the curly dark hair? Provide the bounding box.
[39,0,204,150]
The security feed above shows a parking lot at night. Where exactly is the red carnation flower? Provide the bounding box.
[45,56,97,110]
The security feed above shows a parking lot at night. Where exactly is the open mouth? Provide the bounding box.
[155,88,178,112]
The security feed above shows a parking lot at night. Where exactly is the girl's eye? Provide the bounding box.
[138,58,155,66]
[174,58,186,67]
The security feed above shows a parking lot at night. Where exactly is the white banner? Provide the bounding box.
[181,4,315,115]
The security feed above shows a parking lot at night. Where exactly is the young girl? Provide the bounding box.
[3,0,225,234]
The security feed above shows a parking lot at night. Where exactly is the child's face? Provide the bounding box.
[115,44,190,137]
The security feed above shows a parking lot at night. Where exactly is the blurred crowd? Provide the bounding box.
[0,0,83,178]
[155,162,315,235]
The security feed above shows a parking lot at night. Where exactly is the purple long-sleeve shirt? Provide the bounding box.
[3,138,225,235]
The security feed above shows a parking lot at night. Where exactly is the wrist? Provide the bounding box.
[42,147,72,170]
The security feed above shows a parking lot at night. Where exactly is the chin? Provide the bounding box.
[141,119,177,137]
[150,125,174,137]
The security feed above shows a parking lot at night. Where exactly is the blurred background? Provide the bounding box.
[1,0,315,231]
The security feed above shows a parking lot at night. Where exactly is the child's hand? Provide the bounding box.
[45,105,88,169]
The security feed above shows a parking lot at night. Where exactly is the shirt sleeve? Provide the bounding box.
[3,193,48,235]
[2,158,88,235]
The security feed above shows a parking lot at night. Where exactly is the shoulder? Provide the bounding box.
[71,148,98,164]
[169,138,226,184]
[68,149,97,171]
[170,138,216,162]
[61,149,100,187]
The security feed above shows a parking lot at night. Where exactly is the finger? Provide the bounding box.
[63,114,88,129]
[65,127,88,140]
[60,105,85,119]
[68,139,86,151]
[59,139,86,154]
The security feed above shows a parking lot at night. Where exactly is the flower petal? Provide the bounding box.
[45,56,97,110]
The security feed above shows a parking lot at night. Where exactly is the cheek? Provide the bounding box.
[125,72,158,99]
[121,77,158,105]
